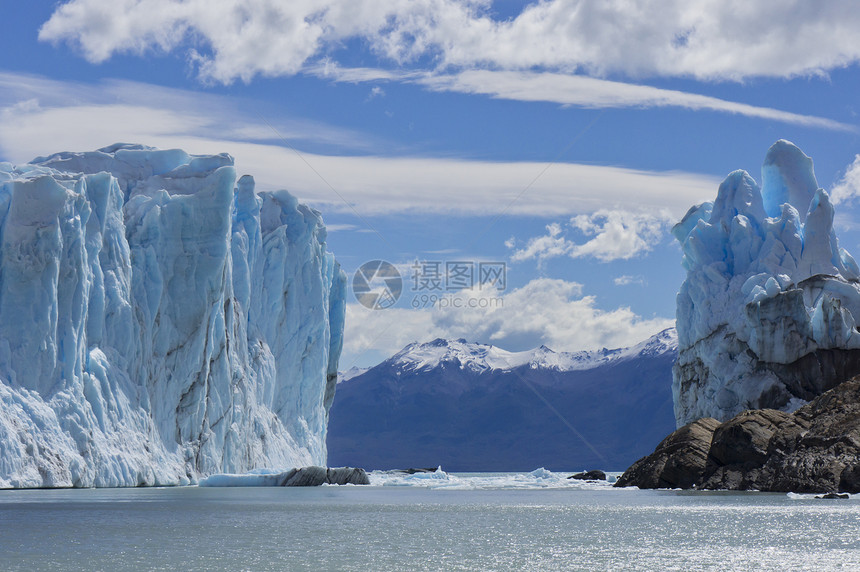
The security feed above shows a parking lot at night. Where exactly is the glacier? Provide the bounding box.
[0,143,346,488]
[673,140,860,427]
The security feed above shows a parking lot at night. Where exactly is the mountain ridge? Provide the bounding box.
[328,329,678,472]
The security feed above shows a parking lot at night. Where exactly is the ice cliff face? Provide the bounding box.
[0,144,346,488]
[674,140,860,427]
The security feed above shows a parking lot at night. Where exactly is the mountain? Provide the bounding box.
[0,144,345,488]
[673,140,860,427]
[327,329,677,472]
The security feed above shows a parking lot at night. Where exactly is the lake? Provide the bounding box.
[0,470,857,571]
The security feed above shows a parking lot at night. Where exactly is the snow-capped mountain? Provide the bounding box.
[0,144,346,488]
[385,329,677,375]
[327,329,677,472]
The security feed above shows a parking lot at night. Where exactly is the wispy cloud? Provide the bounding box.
[308,64,854,132]
[418,70,855,132]
[0,71,378,156]
[0,72,720,217]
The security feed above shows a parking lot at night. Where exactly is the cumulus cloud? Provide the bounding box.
[341,277,674,366]
[366,86,385,100]
[40,0,860,84]
[830,155,860,205]
[509,223,571,263]
[510,211,672,263]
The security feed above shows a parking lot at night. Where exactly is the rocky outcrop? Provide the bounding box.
[568,470,606,481]
[281,466,370,486]
[614,418,721,489]
[197,466,370,486]
[616,379,860,493]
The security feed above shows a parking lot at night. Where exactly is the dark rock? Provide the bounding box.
[757,380,860,493]
[839,465,860,494]
[280,466,328,486]
[614,417,721,489]
[619,379,860,493]
[699,409,801,490]
[708,409,794,466]
[279,466,370,486]
[815,493,850,499]
[396,468,440,475]
[326,467,371,485]
[568,470,606,481]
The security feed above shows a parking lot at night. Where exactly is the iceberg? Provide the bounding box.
[673,140,860,427]
[0,144,346,488]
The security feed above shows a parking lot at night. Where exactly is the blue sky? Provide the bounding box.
[3,1,860,367]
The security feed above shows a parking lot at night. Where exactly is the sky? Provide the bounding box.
[2,1,860,368]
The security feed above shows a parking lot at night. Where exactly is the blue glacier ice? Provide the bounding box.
[673,140,860,427]
[0,144,346,488]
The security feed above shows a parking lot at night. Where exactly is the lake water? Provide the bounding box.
[1,470,858,571]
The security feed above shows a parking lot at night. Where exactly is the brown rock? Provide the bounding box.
[618,378,860,493]
[757,380,860,493]
[699,409,802,490]
[614,417,720,489]
[568,470,606,481]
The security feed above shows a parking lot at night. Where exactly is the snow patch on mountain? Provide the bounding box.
[382,328,678,375]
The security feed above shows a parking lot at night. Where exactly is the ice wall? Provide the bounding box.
[0,144,346,487]
[673,140,860,427]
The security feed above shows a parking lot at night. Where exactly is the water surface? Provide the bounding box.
[0,471,857,571]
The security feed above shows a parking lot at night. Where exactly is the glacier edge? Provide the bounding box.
[673,140,860,427]
[0,144,346,488]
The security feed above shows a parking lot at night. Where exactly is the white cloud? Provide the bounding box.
[510,223,572,263]
[614,275,646,286]
[36,3,858,132]
[510,211,672,263]
[0,73,720,217]
[366,86,385,100]
[0,72,378,156]
[417,70,855,132]
[340,277,674,366]
[325,223,371,233]
[570,210,670,261]
[40,0,860,83]
[830,155,860,205]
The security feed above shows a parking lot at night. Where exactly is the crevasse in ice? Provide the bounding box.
[0,144,346,488]
[673,140,860,427]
